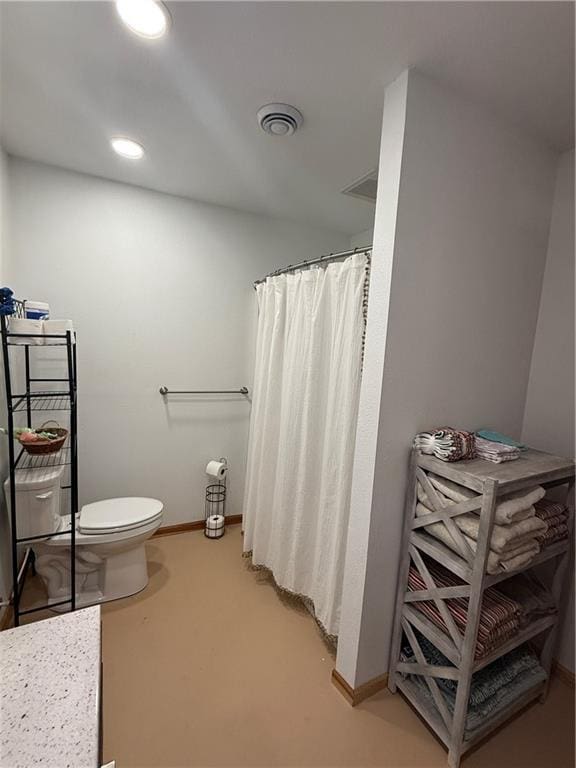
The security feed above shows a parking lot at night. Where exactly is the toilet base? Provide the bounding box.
[35,541,151,608]
[103,541,149,600]
[48,580,149,612]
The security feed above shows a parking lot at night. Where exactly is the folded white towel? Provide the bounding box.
[497,538,541,559]
[454,512,546,553]
[493,487,546,520]
[497,545,540,573]
[416,486,545,552]
[415,503,541,574]
[428,475,545,524]
[417,487,537,536]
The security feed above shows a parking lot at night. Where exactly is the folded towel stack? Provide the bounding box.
[534,499,570,547]
[414,427,529,464]
[475,429,526,451]
[414,427,476,462]
[407,561,521,658]
[400,632,547,738]
[427,476,545,524]
[417,475,547,574]
[475,436,520,463]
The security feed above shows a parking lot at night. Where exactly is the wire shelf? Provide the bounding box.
[1,306,78,627]
[12,392,72,412]
[15,446,71,471]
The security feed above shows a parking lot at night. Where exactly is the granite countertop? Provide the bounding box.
[0,606,101,768]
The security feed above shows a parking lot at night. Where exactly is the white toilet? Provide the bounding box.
[5,466,163,608]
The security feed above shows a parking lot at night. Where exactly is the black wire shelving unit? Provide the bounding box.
[1,300,78,626]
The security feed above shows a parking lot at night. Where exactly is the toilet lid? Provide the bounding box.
[79,497,163,534]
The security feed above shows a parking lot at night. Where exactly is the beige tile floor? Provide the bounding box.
[93,527,575,768]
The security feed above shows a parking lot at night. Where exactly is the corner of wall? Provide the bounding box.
[349,227,375,250]
[521,148,575,673]
[336,69,410,687]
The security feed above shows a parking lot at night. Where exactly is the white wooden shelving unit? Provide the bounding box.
[388,448,574,768]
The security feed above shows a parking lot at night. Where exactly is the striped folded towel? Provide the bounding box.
[407,561,521,658]
[534,499,569,546]
[475,436,520,463]
[534,499,567,520]
[414,427,476,462]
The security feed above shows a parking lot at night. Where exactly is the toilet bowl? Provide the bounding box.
[5,466,164,609]
[35,497,164,608]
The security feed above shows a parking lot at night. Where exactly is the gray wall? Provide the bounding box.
[0,146,8,279]
[337,69,557,686]
[522,149,575,673]
[4,158,346,529]
[349,227,374,249]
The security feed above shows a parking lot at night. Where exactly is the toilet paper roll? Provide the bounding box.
[205,514,225,539]
[206,460,228,478]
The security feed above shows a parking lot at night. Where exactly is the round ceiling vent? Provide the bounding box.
[257,103,303,136]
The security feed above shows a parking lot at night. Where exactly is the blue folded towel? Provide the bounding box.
[476,429,526,450]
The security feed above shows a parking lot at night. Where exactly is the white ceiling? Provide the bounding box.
[1,1,573,234]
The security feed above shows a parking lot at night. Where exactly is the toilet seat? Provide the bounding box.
[79,497,164,535]
[45,513,163,546]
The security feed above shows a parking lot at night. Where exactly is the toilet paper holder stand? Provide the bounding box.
[205,458,227,538]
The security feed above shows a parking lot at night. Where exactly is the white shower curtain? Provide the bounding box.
[242,252,368,637]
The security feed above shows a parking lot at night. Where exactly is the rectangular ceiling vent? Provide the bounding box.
[341,169,378,202]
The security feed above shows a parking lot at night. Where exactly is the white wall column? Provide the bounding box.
[336,71,409,686]
[337,69,557,688]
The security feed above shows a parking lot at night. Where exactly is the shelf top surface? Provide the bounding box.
[417,449,575,491]
[0,606,100,768]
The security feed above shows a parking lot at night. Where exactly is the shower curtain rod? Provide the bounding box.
[253,244,372,286]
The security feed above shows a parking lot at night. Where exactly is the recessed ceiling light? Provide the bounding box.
[115,0,169,39]
[110,137,145,160]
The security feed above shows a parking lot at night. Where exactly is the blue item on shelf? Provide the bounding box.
[0,287,15,316]
[24,301,50,320]
[475,429,526,450]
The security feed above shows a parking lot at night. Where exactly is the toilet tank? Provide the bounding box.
[3,465,65,540]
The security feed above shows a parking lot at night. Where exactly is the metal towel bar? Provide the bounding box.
[159,386,249,396]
